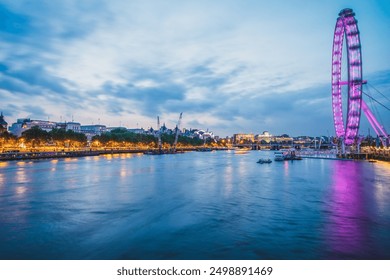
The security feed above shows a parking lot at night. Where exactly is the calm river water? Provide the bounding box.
[0,150,389,259]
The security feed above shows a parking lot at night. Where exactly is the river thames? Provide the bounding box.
[0,150,389,259]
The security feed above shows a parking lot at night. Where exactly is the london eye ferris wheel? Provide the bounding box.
[331,8,363,146]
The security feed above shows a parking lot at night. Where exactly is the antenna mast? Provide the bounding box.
[173,113,183,153]
[157,116,162,153]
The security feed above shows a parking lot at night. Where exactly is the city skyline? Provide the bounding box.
[2,112,333,139]
[0,0,389,137]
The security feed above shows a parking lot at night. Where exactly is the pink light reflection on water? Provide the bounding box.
[327,161,367,258]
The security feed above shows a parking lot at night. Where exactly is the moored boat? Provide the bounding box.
[197,147,212,152]
[274,149,302,161]
[274,151,285,161]
[257,158,272,164]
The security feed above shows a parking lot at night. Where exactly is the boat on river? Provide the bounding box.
[274,149,302,161]
[234,147,251,154]
[257,158,272,164]
[197,147,212,152]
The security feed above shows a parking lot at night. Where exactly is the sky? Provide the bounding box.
[0,0,389,137]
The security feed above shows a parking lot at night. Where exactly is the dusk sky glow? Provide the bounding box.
[0,0,389,137]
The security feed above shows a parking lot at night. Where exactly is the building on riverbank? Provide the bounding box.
[57,122,81,133]
[9,118,57,137]
[0,112,8,133]
[233,133,254,144]
[80,125,107,141]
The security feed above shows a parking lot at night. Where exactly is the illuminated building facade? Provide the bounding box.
[9,119,57,137]
[80,125,107,141]
[233,133,254,144]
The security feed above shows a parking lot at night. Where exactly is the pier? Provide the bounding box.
[297,149,390,162]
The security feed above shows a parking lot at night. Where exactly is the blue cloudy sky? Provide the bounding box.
[0,0,389,137]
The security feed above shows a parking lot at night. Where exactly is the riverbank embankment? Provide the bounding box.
[0,147,229,161]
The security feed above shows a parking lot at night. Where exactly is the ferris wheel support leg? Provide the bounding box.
[339,138,346,156]
[361,100,388,146]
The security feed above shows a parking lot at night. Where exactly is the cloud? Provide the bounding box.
[0,60,87,113]
[0,63,70,94]
[0,3,31,37]
[0,0,389,137]
[22,105,48,118]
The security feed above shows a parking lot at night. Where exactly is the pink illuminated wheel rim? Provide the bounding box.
[331,8,363,145]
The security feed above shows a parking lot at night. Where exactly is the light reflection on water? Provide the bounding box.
[328,161,366,258]
[0,151,389,260]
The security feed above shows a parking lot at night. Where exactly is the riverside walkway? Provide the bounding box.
[297,149,390,162]
[0,147,228,161]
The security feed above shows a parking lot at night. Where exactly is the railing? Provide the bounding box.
[296,149,338,158]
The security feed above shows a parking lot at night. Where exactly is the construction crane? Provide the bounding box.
[157,116,162,153]
[172,112,183,153]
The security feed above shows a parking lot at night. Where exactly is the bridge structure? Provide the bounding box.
[331,8,389,152]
